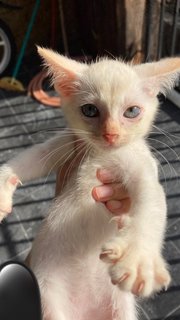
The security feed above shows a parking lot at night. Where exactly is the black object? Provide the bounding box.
[0,261,42,320]
[0,1,22,9]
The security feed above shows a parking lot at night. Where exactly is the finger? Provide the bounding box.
[92,183,128,202]
[96,169,116,183]
[105,198,131,215]
[92,185,114,201]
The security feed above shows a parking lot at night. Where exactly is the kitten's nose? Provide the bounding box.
[103,133,119,144]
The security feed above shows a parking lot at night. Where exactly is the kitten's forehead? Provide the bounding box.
[90,60,137,84]
[80,59,140,107]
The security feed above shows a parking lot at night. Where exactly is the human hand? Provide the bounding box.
[56,163,130,216]
[92,169,131,215]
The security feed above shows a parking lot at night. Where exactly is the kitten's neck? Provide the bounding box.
[82,138,146,159]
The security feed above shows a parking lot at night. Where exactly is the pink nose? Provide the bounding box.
[103,133,119,144]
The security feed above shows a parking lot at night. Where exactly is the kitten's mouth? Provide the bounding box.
[91,136,121,150]
[103,137,128,149]
[88,132,129,150]
[103,142,120,149]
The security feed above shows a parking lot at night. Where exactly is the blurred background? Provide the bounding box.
[0,1,180,319]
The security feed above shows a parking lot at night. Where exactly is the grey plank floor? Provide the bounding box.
[0,89,179,320]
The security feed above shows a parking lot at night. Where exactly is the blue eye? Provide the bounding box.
[123,106,141,118]
[81,104,99,117]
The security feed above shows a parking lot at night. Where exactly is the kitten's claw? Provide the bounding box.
[132,280,145,296]
[101,237,171,297]
[100,240,126,263]
[99,250,114,260]
[111,273,130,285]
[8,176,22,187]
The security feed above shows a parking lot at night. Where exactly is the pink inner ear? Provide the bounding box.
[143,85,156,97]
[142,77,160,97]
[55,70,77,97]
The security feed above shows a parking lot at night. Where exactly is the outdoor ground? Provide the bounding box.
[0,86,179,320]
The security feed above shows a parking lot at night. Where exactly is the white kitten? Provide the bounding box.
[0,48,179,320]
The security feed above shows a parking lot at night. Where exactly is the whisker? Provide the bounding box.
[153,124,180,141]
[60,142,92,195]
[63,128,91,134]
[149,146,168,190]
[149,145,178,188]
[148,137,180,164]
[60,143,88,190]
[45,137,89,182]
[43,143,82,183]
[77,143,92,176]
[39,138,85,167]
[152,125,176,144]
[33,128,91,139]
[39,141,75,172]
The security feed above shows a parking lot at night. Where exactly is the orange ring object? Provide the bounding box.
[28,70,61,107]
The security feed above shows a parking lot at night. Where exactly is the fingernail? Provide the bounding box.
[110,200,122,210]
[97,169,113,182]
[94,185,113,199]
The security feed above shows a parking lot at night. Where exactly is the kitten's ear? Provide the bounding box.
[37,46,87,96]
[134,58,180,96]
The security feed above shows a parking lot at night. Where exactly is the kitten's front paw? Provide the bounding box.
[100,238,171,297]
[0,169,20,221]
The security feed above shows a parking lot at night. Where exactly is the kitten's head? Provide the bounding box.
[38,47,180,150]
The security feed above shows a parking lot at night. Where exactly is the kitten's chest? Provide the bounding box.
[74,148,137,194]
[74,141,157,194]
[49,142,155,251]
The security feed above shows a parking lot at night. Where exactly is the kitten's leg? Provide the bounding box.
[41,285,71,320]
[101,180,171,297]
[112,291,137,320]
[42,290,137,320]
[0,134,73,220]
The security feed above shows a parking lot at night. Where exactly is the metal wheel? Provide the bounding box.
[0,19,16,76]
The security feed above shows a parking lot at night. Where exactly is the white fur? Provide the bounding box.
[1,51,180,319]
